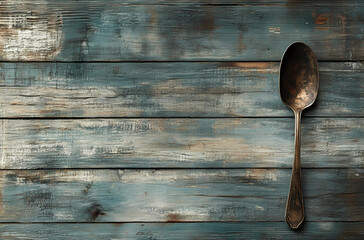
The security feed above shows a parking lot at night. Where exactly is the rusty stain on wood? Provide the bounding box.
[313,13,330,31]
[221,62,272,73]
[167,213,182,222]
[315,13,329,25]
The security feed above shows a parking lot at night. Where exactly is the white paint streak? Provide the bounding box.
[62,146,72,157]
[0,0,63,60]
[82,147,96,157]
[53,211,75,221]
[255,205,264,211]
[246,170,278,182]
[120,170,220,183]
[269,27,281,34]
[318,222,334,231]
[1,120,6,169]
[346,61,363,70]
[266,172,278,181]
[56,170,118,182]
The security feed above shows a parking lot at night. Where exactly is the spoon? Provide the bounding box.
[279,42,319,230]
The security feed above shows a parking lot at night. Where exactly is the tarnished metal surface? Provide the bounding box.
[280,42,319,112]
[279,42,319,230]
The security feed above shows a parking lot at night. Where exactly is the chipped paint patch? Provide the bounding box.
[0,0,63,60]
[318,222,334,231]
[1,120,6,169]
[246,169,278,182]
[255,205,264,211]
[345,61,363,71]
[82,147,97,157]
[269,27,280,34]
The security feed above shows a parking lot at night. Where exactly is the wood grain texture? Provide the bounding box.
[0,62,362,117]
[0,118,362,169]
[4,0,359,5]
[0,169,362,222]
[1,222,364,239]
[0,1,364,61]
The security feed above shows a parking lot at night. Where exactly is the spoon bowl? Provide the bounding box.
[279,42,319,230]
[280,42,319,112]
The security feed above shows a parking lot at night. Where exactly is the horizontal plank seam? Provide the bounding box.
[0,60,363,63]
[0,221,363,224]
[0,2,361,7]
[23,3,364,7]
[0,116,363,120]
[0,167,362,171]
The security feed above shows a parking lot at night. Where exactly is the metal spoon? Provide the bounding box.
[279,42,319,230]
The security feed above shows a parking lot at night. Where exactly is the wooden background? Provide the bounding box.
[0,0,363,239]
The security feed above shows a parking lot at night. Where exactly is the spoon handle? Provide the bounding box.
[286,111,304,230]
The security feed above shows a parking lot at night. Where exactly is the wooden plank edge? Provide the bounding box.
[0,222,363,239]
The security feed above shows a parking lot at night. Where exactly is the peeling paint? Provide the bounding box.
[255,205,264,211]
[1,120,6,169]
[318,222,334,231]
[0,0,63,60]
[269,27,280,34]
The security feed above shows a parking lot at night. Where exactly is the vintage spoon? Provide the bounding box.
[279,42,319,230]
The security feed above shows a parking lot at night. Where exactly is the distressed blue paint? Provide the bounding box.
[0,118,362,169]
[0,1,363,61]
[0,169,363,222]
[0,222,364,239]
[0,62,362,117]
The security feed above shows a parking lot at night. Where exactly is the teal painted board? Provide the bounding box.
[0,1,364,61]
[0,118,362,169]
[0,62,362,117]
[1,222,364,239]
[2,0,358,5]
[0,169,362,222]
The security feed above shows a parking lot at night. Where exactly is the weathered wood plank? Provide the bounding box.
[0,1,364,61]
[1,222,364,239]
[0,169,362,222]
[0,62,362,117]
[4,0,359,5]
[0,118,362,169]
